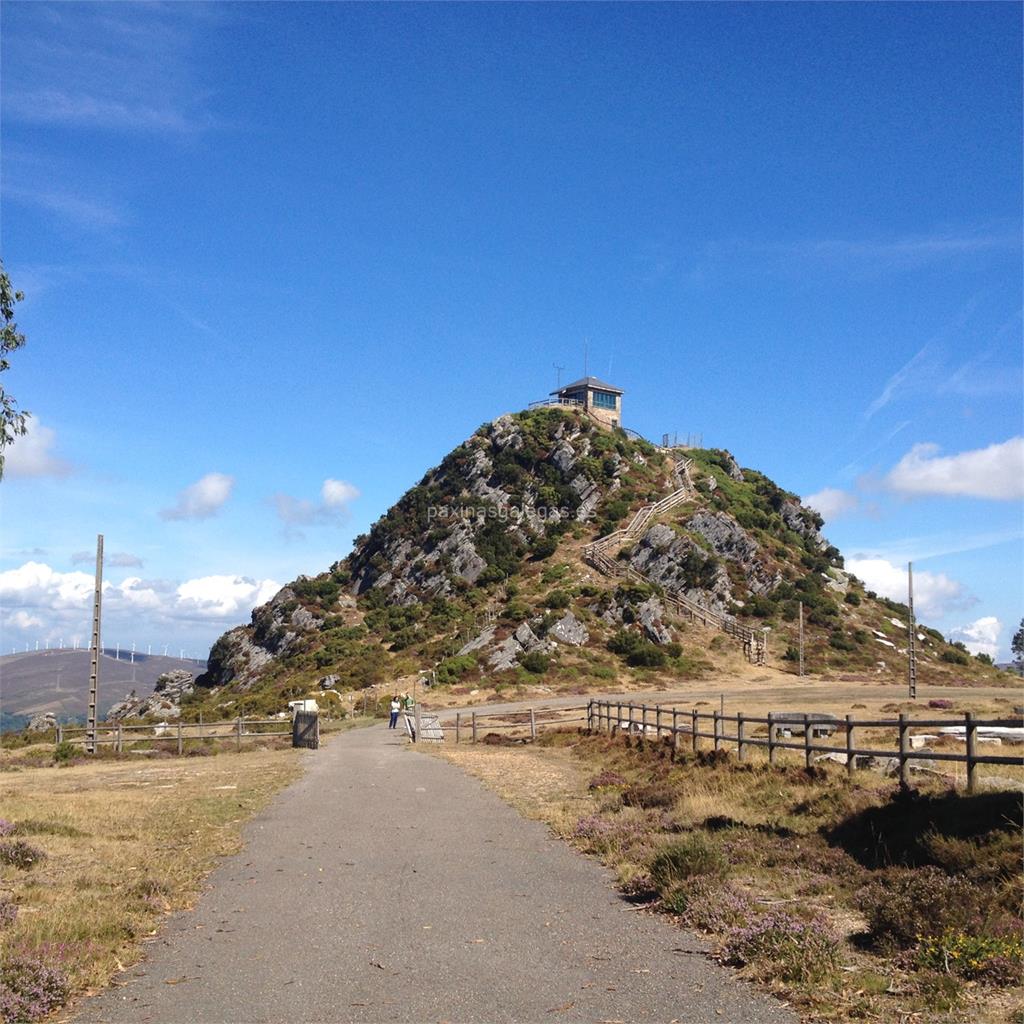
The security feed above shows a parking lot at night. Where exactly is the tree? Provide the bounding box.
[0,260,29,479]
[1012,618,1024,668]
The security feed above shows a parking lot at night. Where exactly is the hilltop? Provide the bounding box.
[191,408,1006,717]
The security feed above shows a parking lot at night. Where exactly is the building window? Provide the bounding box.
[593,390,617,409]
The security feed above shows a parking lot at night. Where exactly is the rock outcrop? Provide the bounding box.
[108,670,195,720]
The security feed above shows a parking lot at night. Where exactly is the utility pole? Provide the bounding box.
[798,601,805,678]
[86,534,104,754]
[907,562,918,699]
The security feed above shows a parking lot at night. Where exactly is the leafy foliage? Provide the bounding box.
[0,261,29,479]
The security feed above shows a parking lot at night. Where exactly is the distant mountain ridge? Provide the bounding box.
[0,649,207,726]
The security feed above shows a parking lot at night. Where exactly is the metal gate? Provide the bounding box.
[292,711,320,749]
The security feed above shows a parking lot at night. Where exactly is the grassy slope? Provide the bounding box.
[185,409,1011,719]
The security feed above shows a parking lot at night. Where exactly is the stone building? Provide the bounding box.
[549,376,623,428]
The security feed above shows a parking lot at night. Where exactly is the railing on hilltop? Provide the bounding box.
[586,699,1024,794]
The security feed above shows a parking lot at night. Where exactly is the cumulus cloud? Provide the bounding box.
[0,561,281,645]
[949,616,1002,659]
[271,478,359,533]
[72,550,143,568]
[845,557,976,619]
[886,437,1024,500]
[3,419,72,479]
[803,488,858,522]
[161,472,234,520]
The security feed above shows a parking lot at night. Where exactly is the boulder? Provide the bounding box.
[26,712,57,732]
[549,612,589,647]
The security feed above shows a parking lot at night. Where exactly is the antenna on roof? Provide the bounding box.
[584,339,589,378]
[553,363,565,389]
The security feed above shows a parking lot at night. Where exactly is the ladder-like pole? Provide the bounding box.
[86,534,104,754]
[907,562,917,700]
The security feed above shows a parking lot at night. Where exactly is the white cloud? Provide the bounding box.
[803,487,858,522]
[322,479,360,508]
[271,478,360,533]
[161,472,234,521]
[3,418,72,479]
[949,616,1001,659]
[0,561,281,646]
[885,437,1024,500]
[174,575,281,620]
[846,557,976,619]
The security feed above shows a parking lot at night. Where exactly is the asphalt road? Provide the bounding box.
[72,725,794,1024]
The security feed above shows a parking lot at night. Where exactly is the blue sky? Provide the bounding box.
[1,2,1021,660]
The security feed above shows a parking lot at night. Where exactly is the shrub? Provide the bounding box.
[927,699,953,710]
[520,651,550,674]
[587,770,627,790]
[0,841,46,871]
[917,930,1024,984]
[531,535,558,560]
[53,741,77,764]
[627,644,666,668]
[0,952,70,1023]
[856,867,997,950]
[648,835,726,891]
[724,912,841,984]
[0,819,14,838]
[0,896,17,929]
[623,782,677,810]
[543,590,570,610]
[844,590,861,606]
[940,649,970,666]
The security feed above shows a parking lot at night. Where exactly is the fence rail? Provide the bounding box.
[56,718,292,755]
[445,705,588,744]
[587,700,1024,794]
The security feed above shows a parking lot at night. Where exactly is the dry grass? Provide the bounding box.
[435,733,1023,1024]
[0,747,302,1005]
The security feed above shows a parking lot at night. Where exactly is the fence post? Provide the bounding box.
[177,719,183,756]
[736,712,745,762]
[691,709,699,753]
[117,723,123,754]
[414,703,421,744]
[618,702,623,735]
[672,709,680,753]
[56,723,63,745]
[236,716,242,752]
[472,712,478,744]
[199,711,203,740]
[767,713,777,765]
[713,710,721,751]
[846,714,855,777]
[530,707,537,741]
[641,704,648,737]
[965,711,977,794]
[655,705,662,738]
[455,712,461,744]
[897,713,909,788]
[803,714,812,769]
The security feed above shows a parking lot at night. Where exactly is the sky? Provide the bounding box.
[1,2,1021,662]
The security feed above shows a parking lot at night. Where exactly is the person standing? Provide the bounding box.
[388,696,401,729]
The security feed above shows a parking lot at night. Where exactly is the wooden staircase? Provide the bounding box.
[583,453,767,665]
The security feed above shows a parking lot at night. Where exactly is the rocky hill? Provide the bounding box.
[192,407,1005,716]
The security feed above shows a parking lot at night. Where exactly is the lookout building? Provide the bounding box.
[550,376,623,428]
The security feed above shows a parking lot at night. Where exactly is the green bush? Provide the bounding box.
[648,836,726,891]
[844,590,861,606]
[941,649,970,666]
[521,651,550,674]
[543,590,571,610]
[53,741,77,764]
[917,930,1024,984]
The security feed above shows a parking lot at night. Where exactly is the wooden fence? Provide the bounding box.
[56,717,292,755]
[447,705,589,744]
[586,699,1024,795]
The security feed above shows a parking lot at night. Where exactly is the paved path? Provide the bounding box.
[74,726,794,1024]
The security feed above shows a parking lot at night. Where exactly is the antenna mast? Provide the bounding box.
[553,363,565,389]
[86,534,104,753]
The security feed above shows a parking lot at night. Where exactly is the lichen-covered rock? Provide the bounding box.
[721,450,745,481]
[487,620,555,670]
[637,597,673,645]
[26,712,57,732]
[781,499,827,552]
[549,611,589,646]
[108,670,195,720]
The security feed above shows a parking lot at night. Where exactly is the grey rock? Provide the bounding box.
[637,597,673,645]
[458,625,497,656]
[27,711,57,732]
[721,451,745,481]
[318,674,341,690]
[549,612,589,647]
[706,474,717,492]
[781,499,827,552]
